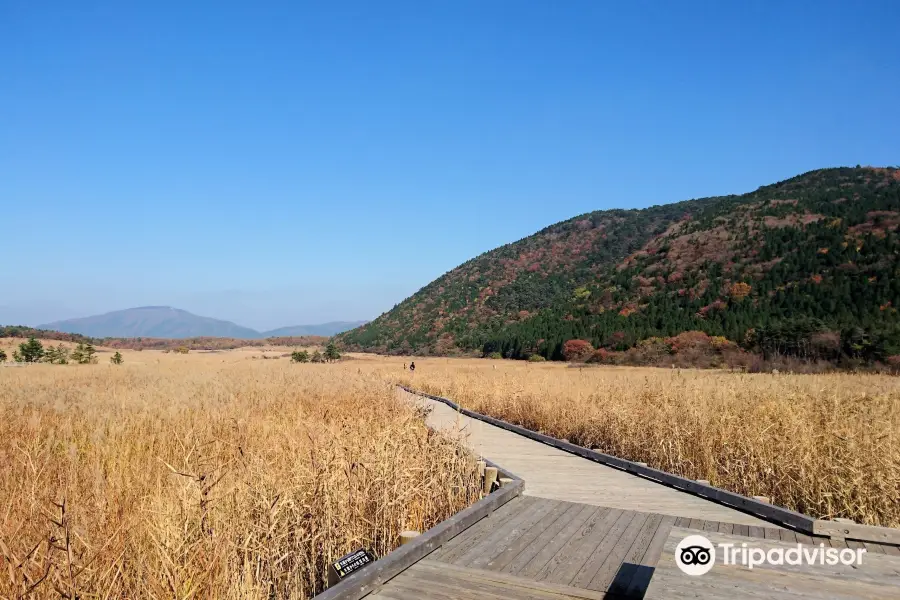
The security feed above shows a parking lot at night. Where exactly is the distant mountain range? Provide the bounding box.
[36,306,366,339]
[260,322,369,337]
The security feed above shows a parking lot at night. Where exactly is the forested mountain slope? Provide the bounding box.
[338,167,900,361]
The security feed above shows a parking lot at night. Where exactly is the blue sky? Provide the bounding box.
[2,1,898,330]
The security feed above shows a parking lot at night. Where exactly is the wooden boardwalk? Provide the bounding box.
[368,497,900,599]
[360,391,900,599]
[410,389,777,527]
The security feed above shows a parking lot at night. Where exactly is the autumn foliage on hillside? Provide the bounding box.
[562,339,594,361]
[567,331,751,369]
[338,167,900,367]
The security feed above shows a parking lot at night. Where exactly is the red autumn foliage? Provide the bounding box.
[587,348,614,363]
[886,355,900,373]
[562,339,595,362]
[697,299,727,318]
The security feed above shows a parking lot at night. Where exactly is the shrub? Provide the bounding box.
[587,348,625,365]
[110,351,124,365]
[562,339,594,362]
[627,337,671,363]
[43,344,70,365]
[527,354,546,362]
[0,349,6,363]
[324,342,341,362]
[488,352,503,360]
[15,337,44,363]
[291,350,310,363]
[72,342,98,364]
[887,355,900,374]
[311,350,324,363]
[587,348,611,363]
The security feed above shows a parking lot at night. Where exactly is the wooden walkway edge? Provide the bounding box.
[315,474,523,600]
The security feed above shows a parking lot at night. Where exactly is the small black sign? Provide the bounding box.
[328,548,376,584]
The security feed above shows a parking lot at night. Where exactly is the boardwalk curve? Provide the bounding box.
[316,387,900,599]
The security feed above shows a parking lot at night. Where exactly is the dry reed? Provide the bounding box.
[0,354,480,599]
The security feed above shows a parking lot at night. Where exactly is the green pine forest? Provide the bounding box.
[337,167,900,366]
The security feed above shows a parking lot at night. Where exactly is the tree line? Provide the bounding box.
[291,342,341,363]
[0,337,123,365]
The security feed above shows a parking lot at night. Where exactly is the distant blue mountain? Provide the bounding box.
[39,307,366,339]
[261,321,368,337]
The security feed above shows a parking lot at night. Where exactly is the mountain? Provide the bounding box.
[40,306,262,339]
[261,321,368,337]
[338,167,900,361]
[36,307,366,340]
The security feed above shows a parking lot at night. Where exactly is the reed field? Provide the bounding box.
[0,346,480,600]
[374,357,900,529]
[3,342,898,600]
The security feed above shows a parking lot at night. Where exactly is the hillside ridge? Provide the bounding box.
[338,166,900,364]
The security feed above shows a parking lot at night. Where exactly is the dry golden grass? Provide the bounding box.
[0,349,479,599]
[363,356,900,529]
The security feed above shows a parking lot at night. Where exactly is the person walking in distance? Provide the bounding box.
[409,361,416,372]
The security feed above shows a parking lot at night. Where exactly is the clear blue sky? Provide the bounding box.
[2,1,898,330]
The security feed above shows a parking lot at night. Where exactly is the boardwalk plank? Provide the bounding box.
[516,504,599,578]
[463,498,559,569]
[502,503,586,575]
[568,510,637,589]
[605,513,665,596]
[432,496,529,563]
[379,570,520,600]
[748,525,766,539]
[717,521,734,535]
[483,499,575,572]
[434,496,534,563]
[533,506,610,582]
[540,509,624,586]
[414,560,612,599]
[734,524,750,537]
[453,497,548,567]
[584,512,650,592]
[779,529,799,543]
[863,541,885,554]
[571,512,644,588]
[624,515,677,598]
